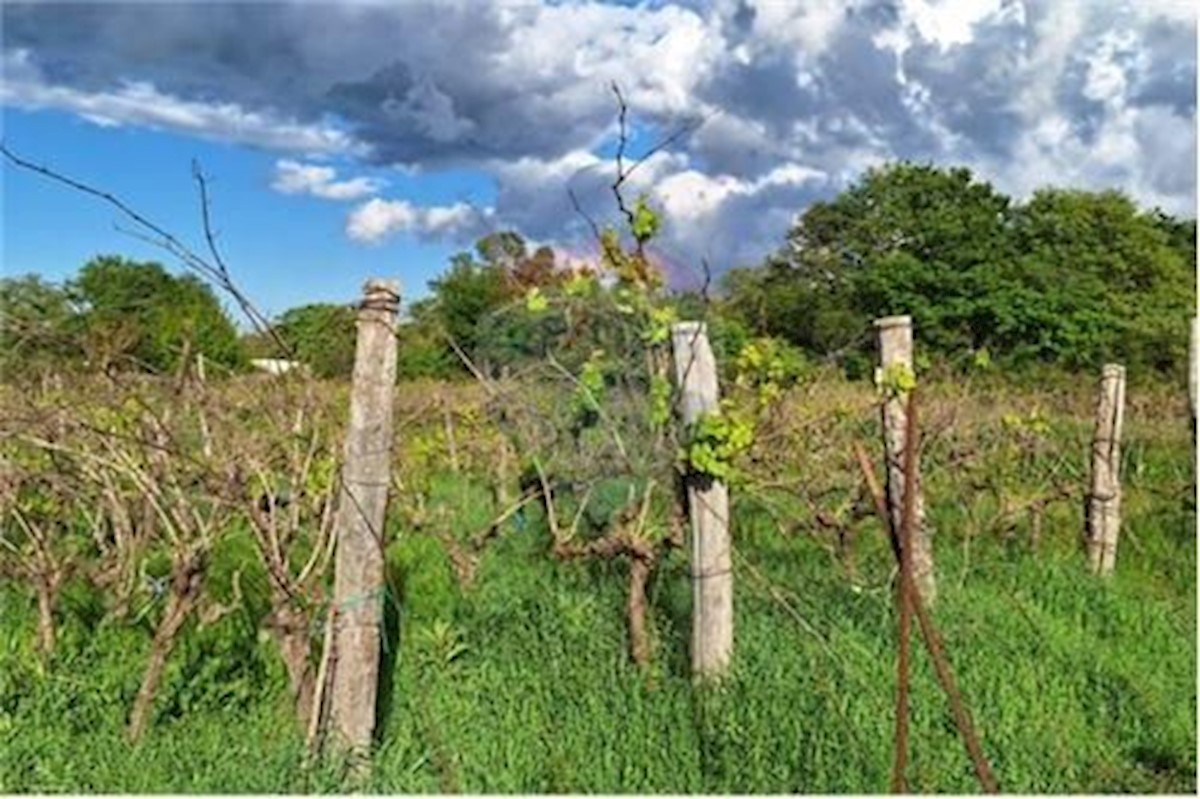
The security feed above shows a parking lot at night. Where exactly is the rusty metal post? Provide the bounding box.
[671,321,733,681]
[875,315,936,606]
[327,279,399,760]
[1087,363,1125,576]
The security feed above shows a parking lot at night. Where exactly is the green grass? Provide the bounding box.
[0,381,1194,793]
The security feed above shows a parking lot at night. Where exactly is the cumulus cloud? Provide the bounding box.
[1,0,1195,272]
[271,159,383,201]
[346,198,493,244]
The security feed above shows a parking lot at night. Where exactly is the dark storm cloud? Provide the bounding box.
[4,3,313,105]
[2,0,1195,275]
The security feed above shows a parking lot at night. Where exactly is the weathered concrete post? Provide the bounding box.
[1087,363,1125,576]
[671,321,733,681]
[875,315,936,606]
[328,279,399,760]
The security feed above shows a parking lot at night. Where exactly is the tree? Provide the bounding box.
[272,303,357,379]
[725,162,1196,375]
[508,245,561,291]
[474,230,527,270]
[0,274,80,377]
[720,259,867,356]
[394,308,459,380]
[427,252,516,360]
[69,256,243,374]
[779,162,1014,355]
[1003,189,1195,372]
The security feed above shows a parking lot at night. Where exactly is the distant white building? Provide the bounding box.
[250,358,305,376]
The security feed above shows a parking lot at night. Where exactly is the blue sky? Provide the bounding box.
[2,0,1196,321]
[2,107,485,316]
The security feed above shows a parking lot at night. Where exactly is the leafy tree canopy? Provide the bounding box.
[723,162,1196,377]
[423,230,572,373]
[0,274,80,376]
[65,256,243,374]
[271,302,358,379]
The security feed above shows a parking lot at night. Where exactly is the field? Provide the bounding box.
[0,372,1195,793]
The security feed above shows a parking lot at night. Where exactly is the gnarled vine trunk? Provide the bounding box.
[127,553,204,742]
[268,600,317,731]
[627,556,653,668]
[34,569,63,658]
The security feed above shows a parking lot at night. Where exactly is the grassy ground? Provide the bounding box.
[0,376,1194,793]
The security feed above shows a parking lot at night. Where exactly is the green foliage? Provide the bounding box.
[412,620,470,667]
[428,253,514,359]
[563,271,599,300]
[572,351,608,424]
[1000,189,1194,373]
[732,337,810,405]
[474,231,527,268]
[395,312,459,380]
[648,375,672,430]
[473,297,567,370]
[874,362,917,397]
[631,195,662,245]
[31,256,236,375]
[68,256,243,374]
[271,302,356,379]
[414,230,583,376]
[643,305,678,345]
[0,376,1193,793]
[682,408,755,482]
[720,259,868,358]
[524,287,549,314]
[677,336,810,483]
[0,275,80,376]
[723,162,1196,376]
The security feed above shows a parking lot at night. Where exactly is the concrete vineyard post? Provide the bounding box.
[328,279,400,760]
[1087,363,1125,577]
[671,321,733,681]
[875,315,936,606]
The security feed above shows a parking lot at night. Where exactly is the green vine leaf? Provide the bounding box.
[631,195,662,244]
[524,287,549,314]
[573,350,608,423]
[874,362,917,397]
[682,409,755,482]
[649,375,672,430]
[643,305,678,345]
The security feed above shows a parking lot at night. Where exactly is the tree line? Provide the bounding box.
[3,162,1194,383]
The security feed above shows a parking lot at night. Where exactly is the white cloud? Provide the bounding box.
[654,162,827,224]
[1080,30,1142,108]
[1014,2,1085,122]
[898,0,1007,51]
[1132,0,1196,26]
[3,0,1194,274]
[1,48,361,156]
[494,2,724,121]
[743,0,848,58]
[271,159,383,200]
[346,197,493,244]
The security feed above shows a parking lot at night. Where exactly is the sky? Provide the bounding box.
[1,0,1196,319]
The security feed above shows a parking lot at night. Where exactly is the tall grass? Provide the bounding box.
[0,377,1193,793]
